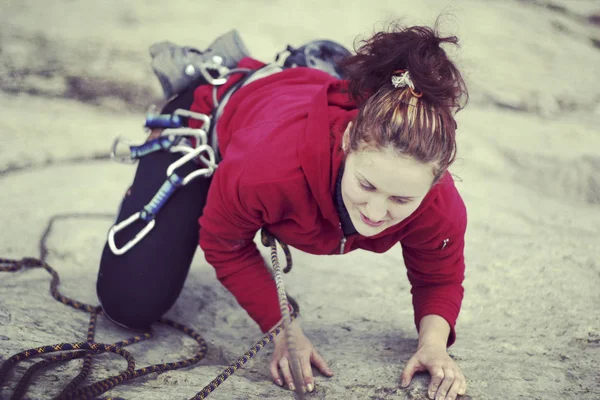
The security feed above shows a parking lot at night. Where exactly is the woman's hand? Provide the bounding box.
[269,318,333,393]
[401,343,466,400]
[401,315,466,400]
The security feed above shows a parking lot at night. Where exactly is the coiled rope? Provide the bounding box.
[0,213,300,400]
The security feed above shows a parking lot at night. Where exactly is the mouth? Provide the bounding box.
[360,212,385,228]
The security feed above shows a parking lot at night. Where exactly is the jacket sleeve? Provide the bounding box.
[198,160,281,333]
[400,206,467,347]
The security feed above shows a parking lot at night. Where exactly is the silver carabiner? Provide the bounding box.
[161,128,208,147]
[167,143,217,182]
[195,62,229,86]
[110,136,136,164]
[173,109,212,132]
[107,212,156,255]
[160,128,212,166]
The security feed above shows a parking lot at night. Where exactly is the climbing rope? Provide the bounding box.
[261,230,305,399]
[0,214,299,400]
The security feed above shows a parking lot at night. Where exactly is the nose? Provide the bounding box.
[365,196,387,222]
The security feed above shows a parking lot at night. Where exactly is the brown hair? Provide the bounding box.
[339,22,469,182]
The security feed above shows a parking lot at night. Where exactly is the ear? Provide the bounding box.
[342,122,352,153]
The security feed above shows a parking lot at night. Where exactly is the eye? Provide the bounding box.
[391,197,410,205]
[359,181,375,191]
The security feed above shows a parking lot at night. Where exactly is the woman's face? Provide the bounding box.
[341,141,435,237]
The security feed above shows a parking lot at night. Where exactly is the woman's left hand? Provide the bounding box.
[400,343,466,400]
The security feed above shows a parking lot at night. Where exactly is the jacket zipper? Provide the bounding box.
[339,222,348,254]
[338,223,347,254]
[339,236,347,254]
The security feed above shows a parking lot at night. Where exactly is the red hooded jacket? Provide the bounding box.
[189,58,466,345]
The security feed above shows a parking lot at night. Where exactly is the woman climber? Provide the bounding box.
[97,22,469,400]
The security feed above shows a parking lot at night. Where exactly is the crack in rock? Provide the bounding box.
[0,153,112,178]
[515,1,600,57]
[35,212,115,262]
[0,30,160,112]
[474,90,600,117]
[517,0,600,27]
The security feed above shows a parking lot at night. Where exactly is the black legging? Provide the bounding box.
[96,82,210,330]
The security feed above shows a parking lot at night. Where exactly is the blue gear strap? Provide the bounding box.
[145,113,183,129]
[140,173,184,221]
[129,136,175,160]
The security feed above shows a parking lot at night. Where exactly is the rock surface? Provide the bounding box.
[1,1,599,399]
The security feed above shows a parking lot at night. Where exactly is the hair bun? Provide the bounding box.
[339,22,468,111]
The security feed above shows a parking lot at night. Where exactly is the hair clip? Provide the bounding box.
[391,69,423,98]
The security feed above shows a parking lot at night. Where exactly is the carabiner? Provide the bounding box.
[162,128,208,147]
[111,135,177,164]
[108,173,185,255]
[195,62,229,86]
[111,136,136,164]
[107,212,156,255]
[173,109,211,132]
[167,143,217,182]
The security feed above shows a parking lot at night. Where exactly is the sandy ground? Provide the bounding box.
[1,0,600,399]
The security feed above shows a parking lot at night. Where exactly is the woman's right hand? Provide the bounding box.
[269,318,334,393]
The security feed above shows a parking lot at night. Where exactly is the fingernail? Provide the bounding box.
[289,383,295,391]
[307,383,314,392]
[276,379,283,386]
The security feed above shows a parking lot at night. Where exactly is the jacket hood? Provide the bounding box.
[297,79,358,227]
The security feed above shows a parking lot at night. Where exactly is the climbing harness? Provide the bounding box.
[106,63,282,256]
[107,34,351,257]
[0,215,298,400]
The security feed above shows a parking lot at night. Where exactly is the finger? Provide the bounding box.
[452,367,466,396]
[446,375,463,400]
[300,355,314,392]
[435,366,455,399]
[269,359,283,387]
[288,355,306,393]
[311,350,333,377]
[427,366,444,399]
[401,356,422,388]
[458,378,467,395]
[278,357,295,391]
